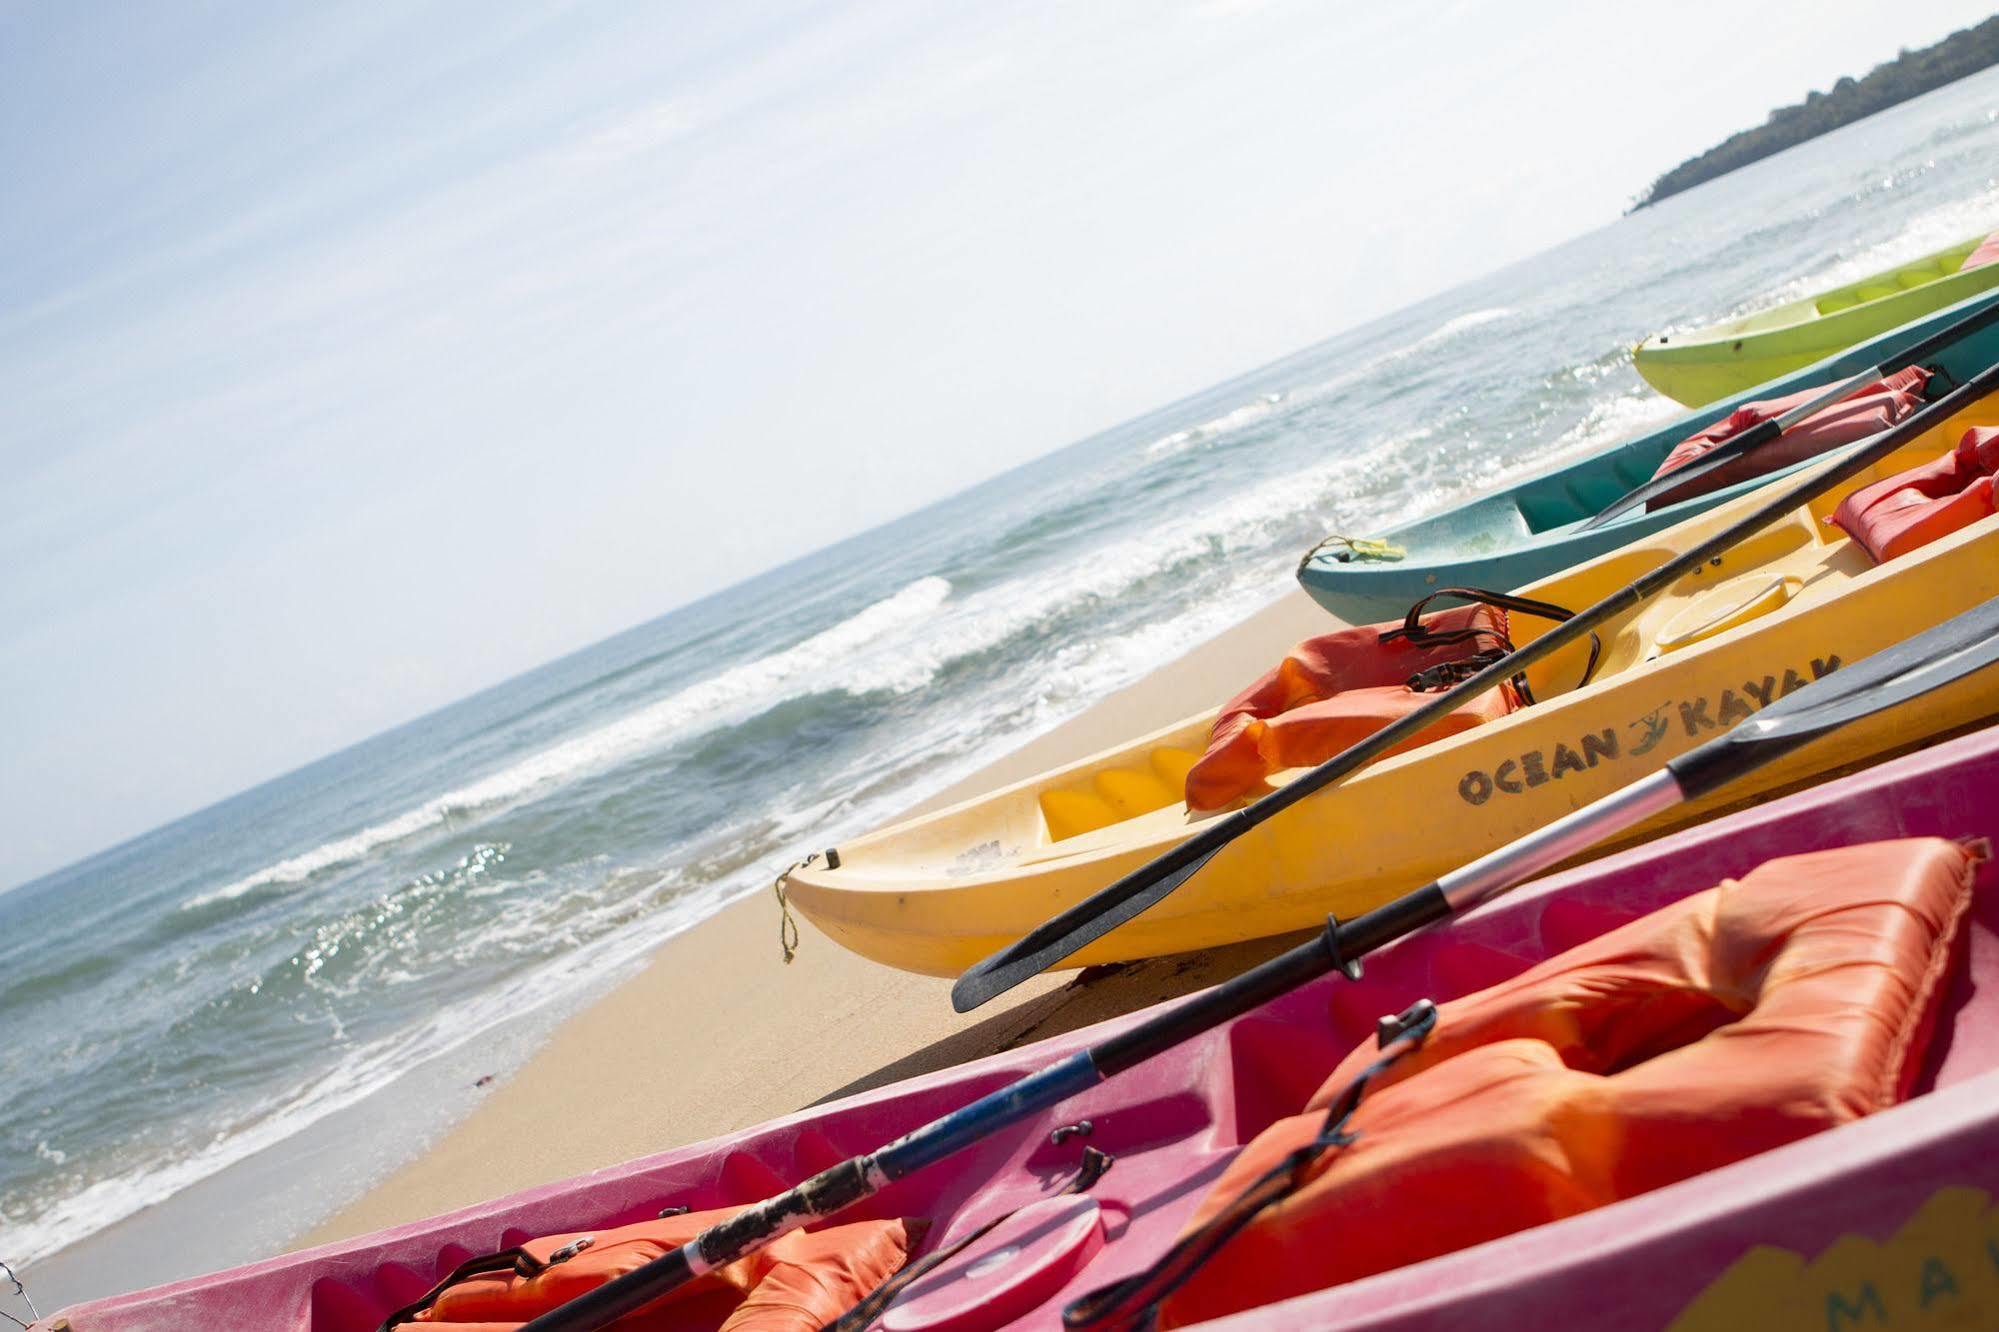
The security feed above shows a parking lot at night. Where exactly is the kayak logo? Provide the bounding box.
[1454,657,1842,806]
[1665,1185,1999,1330]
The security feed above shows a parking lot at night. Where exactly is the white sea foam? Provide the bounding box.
[13,695,1065,1268]
[1145,396,1287,455]
[3,887,708,1266]
[1408,306,1516,350]
[1767,186,1999,308]
[1548,390,1686,461]
[183,576,954,910]
[7,786,889,1271]
[1143,308,1517,461]
[841,446,1394,705]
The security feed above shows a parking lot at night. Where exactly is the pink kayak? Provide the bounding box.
[37,722,1999,1331]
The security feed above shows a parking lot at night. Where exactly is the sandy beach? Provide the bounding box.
[303,586,1334,1248]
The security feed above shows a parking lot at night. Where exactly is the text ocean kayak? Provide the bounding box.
[36,723,1999,1330]
[1633,229,1999,407]
[782,401,1999,976]
[1297,286,1999,625]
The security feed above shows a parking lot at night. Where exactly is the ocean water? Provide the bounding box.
[5,67,1999,1300]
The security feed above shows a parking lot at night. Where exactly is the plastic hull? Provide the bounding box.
[786,400,1999,976]
[1633,232,1999,407]
[1297,288,1999,626]
[39,724,1999,1330]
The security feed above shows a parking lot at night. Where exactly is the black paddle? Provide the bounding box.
[1578,290,1999,531]
[949,355,1999,1013]
[518,596,1999,1332]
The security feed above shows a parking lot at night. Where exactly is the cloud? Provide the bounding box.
[574,98,707,163]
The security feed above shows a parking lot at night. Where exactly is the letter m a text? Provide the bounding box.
[1826,1280,1888,1330]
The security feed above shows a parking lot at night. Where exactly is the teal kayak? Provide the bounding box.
[1297,287,1999,624]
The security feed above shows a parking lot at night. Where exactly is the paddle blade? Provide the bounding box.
[950,835,1228,1012]
[1667,595,1999,799]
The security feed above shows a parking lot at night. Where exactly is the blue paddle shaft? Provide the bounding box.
[877,1052,1102,1176]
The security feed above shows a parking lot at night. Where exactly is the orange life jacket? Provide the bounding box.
[1183,602,1523,813]
[1829,426,1999,564]
[1156,837,1978,1328]
[1644,365,1931,511]
[388,1207,923,1331]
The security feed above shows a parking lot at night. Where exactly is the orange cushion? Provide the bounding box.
[1159,838,1978,1328]
[1184,605,1520,812]
[1646,366,1930,510]
[1829,427,1999,564]
[402,1210,922,1330]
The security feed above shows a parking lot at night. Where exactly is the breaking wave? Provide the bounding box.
[1145,393,1289,456]
[1408,306,1516,349]
[182,577,954,909]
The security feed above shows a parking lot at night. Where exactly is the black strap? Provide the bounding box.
[1405,646,1511,694]
[376,1246,545,1331]
[376,1201,696,1330]
[1062,1003,1437,1331]
[824,1148,1114,1331]
[1383,587,1601,704]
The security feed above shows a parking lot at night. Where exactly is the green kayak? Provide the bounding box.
[1632,230,1999,407]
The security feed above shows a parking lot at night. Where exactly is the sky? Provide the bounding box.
[4,0,1996,889]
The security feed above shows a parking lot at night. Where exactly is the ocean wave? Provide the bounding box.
[0,901,690,1267]
[1,532,1382,1269]
[1140,311,1515,463]
[181,390,1602,924]
[1768,185,1999,307]
[1548,390,1686,460]
[1408,306,1516,350]
[839,445,1394,704]
[181,577,954,911]
[7,741,1001,1268]
[1144,393,1288,456]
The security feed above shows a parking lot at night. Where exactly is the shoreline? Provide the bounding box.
[304,584,1333,1245]
[30,584,1337,1308]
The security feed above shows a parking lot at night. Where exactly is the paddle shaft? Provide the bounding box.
[517,901,1448,1331]
[951,356,1999,1009]
[520,594,1999,1331]
[1577,372,1851,532]
[1583,290,1999,531]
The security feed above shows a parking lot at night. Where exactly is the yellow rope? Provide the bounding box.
[1299,532,1406,571]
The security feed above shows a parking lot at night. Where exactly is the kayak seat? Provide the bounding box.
[1038,744,1205,842]
[385,1207,925,1329]
[1155,838,1979,1328]
[1830,426,1999,564]
[1642,367,1932,513]
[1183,604,1524,813]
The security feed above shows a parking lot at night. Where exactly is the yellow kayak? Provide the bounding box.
[783,403,1999,976]
[1633,232,1999,407]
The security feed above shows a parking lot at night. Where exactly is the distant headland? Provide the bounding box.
[1632,15,1999,210]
